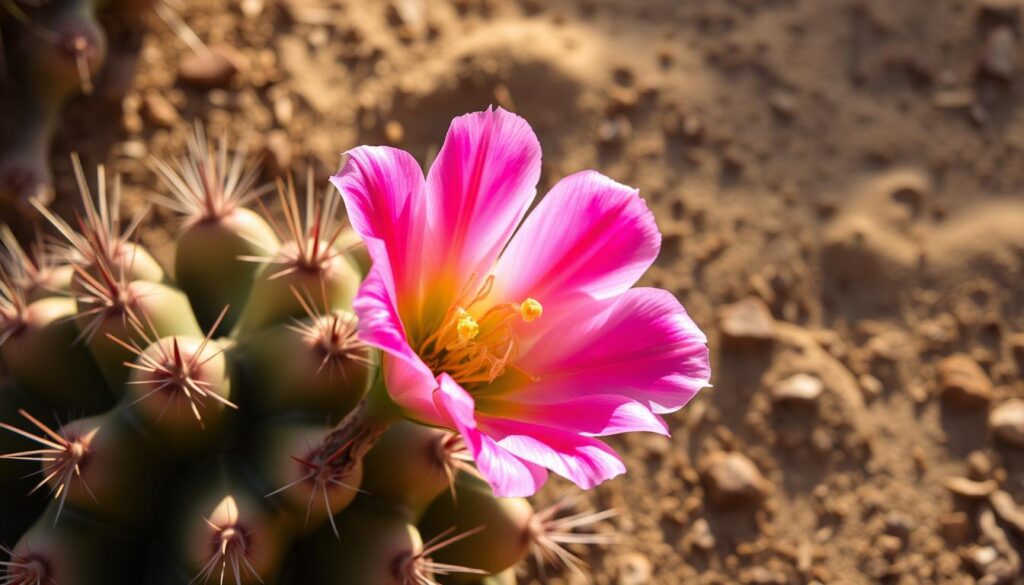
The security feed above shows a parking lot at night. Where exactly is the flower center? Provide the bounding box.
[417,275,542,387]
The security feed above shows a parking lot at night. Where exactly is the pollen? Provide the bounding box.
[519,298,543,322]
[456,311,480,342]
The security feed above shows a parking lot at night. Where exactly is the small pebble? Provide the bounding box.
[142,91,180,128]
[740,567,787,585]
[944,476,997,498]
[273,95,294,126]
[939,511,971,543]
[982,26,1018,80]
[937,354,992,409]
[179,45,245,88]
[768,90,797,118]
[617,552,653,585]
[385,120,405,144]
[701,451,769,508]
[771,373,823,405]
[883,511,912,541]
[968,450,993,479]
[989,399,1024,447]
[964,545,999,573]
[688,518,716,551]
[858,373,883,400]
[120,140,147,159]
[720,297,775,345]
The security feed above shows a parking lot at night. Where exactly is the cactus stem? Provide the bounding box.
[194,496,263,585]
[68,254,137,343]
[0,227,65,302]
[151,124,268,225]
[402,526,488,585]
[287,285,373,377]
[242,170,347,278]
[0,410,96,523]
[0,266,29,346]
[286,387,400,514]
[0,544,49,585]
[111,305,236,425]
[528,495,619,578]
[265,440,364,537]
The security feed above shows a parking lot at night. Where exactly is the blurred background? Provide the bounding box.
[2,0,1024,583]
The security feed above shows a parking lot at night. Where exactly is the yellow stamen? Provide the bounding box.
[456,311,480,342]
[519,298,543,322]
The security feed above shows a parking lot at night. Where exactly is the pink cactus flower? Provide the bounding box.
[332,108,710,497]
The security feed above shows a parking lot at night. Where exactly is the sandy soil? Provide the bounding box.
[13,0,1024,583]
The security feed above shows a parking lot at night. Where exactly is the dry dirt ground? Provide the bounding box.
[11,0,1024,583]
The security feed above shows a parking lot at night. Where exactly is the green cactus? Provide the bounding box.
[0,0,109,213]
[0,130,611,585]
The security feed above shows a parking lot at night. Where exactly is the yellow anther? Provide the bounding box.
[519,298,543,322]
[457,313,480,342]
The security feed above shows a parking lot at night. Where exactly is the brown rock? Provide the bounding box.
[720,297,775,344]
[179,45,246,88]
[682,114,704,141]
[768,90,797,118]
[740,567,787,585]
[990,399,1024,447]
[883,511,912,541]
[141,91,179,128]
[771,373,823,405]
[687,518,716,551]
[937,354,992,408]
[384,120,405,144]
[599,115,633,145]
[240,0,264,17]
[939,511,971,544]
[388,0,427,36]
[120,140,147,159]
[701,451,768,507]
[968,450,994,479]
[877,534,903,556]
[944,476,997,498]
[932,87,976,110]
[617,552,653,585]
[273,95,294,126]
[858,373,883,400]
[262,130,292,178]
[982,26,1018,80]
[963,545,1000,574]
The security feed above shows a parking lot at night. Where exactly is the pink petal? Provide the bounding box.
[477,394,669,437]
[479,416,627,490]
[381,354,442,425]
[332,146,438,417]
[332,146,430,299]
[426,107,541,291]
[435,374,548,497]
[493,170,660,316]
[351,248,438,418]
[513,287,710,414]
